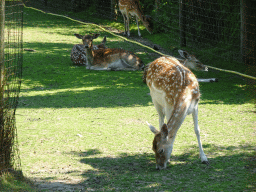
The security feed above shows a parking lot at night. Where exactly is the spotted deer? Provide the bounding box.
[143,50,208,83]
[145,50,209,170]
[84,34,144,71]
[119,0,153,37]
[70,33,107,66]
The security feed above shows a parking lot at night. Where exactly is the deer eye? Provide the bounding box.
[158,148,164,154]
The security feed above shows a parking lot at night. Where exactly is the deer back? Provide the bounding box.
[70,44,87,66]
[146,56,200,109]
[88,48,144,70]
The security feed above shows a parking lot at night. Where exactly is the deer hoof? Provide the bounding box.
[202,161,209,165]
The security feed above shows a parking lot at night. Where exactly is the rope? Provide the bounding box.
[24,5,256,81]
[205,65,256,80]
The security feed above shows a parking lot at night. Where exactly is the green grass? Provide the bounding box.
[0,171,36,192]
[2,6,255,191]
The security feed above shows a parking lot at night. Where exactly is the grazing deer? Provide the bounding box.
[143,50,208,83]
[145,50,209,170]
[119,0,153,37]
[83,34,144,71]
[71,33,107,66]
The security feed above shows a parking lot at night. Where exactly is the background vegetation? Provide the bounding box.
[24,0,255,77]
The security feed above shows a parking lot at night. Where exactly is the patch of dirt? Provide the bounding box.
[32,178,87,192]
[103,27,173,59]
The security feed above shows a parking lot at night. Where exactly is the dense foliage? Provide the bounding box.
[46,0,240,46]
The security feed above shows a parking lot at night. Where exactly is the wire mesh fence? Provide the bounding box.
[0,0,23,173]
[23,0,256,73]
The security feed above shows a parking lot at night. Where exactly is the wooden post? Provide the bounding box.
[0,0,5,172]
[241,0,256,66]
[179,0,186,47]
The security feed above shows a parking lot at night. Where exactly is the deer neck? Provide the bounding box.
[183,59,194,70]
[85,48,94,68]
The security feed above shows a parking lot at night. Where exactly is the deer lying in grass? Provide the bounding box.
[119,0,153,37]
[145,50,209,170]
[83,34,144,71]
[71,33,107,65]
[143,50,208,83]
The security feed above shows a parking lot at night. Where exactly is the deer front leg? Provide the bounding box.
[126,14,130,37]
[192,107,209,164]
[122,13,128,36]
[151,99,165,129]
[166,132,178,162]
[136,17,141,37]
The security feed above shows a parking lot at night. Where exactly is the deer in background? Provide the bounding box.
[143,50,208,83]
[119,0,153,37]
[82,33,144,71]
[145,50,209,170]
[71,33,107,66]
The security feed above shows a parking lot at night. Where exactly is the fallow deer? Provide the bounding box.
[119,0,153,37]
[83,34,144,71]
[143,50,208,83]
[71,33,107,66]
[145,50,209,170]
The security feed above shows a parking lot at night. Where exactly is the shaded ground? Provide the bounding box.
[32,178,85,192]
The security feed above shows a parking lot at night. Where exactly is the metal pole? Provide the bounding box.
[179,0,186,47]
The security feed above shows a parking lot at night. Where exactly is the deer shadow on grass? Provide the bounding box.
[72,144,254,191]
[30,144,254,191]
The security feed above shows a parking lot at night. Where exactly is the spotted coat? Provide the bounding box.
[146,55,208,170]
[119,0,153,37]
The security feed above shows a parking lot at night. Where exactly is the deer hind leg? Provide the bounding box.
[121,13,128,36]
[107,59,131,70]
[192,106,209,164]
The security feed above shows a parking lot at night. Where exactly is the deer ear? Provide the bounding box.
[101,36,107,44]
[74,34,83,39]
[160,124,168,139]
[178,50,190,59]
[146,121,159,134]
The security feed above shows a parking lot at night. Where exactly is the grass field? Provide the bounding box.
[1,5,255,191]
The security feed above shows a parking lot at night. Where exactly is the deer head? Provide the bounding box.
[178,50,208,71]
[143,15,154,34]
[74,33,101,48]
[148,123,172,170]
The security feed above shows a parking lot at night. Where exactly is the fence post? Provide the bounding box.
[179,0,186,47]
[241,0,256,66]
[0,0,5,172]
[155,0,160,12]
[43,0,48,6]
[111,0,118,20]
